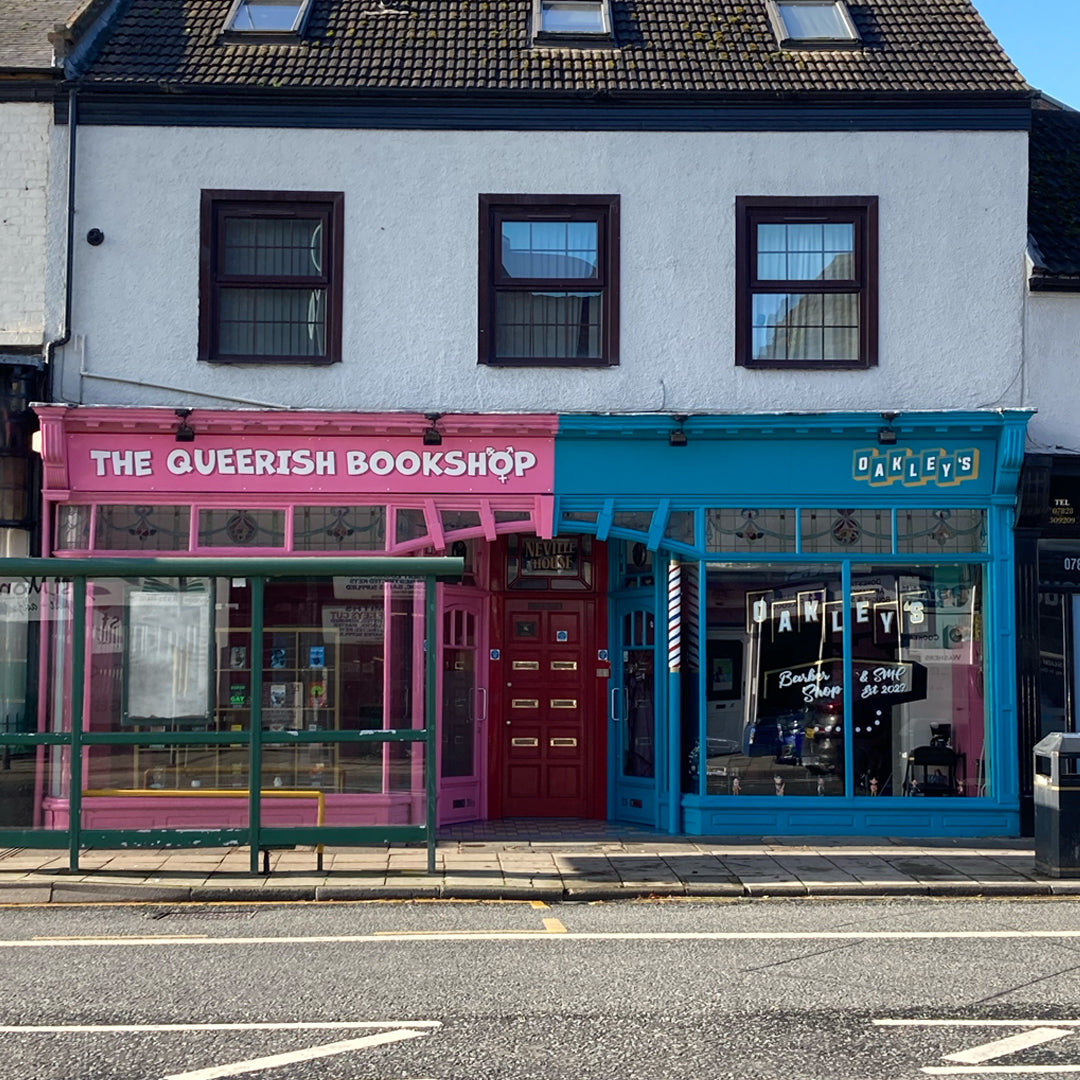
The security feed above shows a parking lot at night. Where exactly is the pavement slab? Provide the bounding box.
[0,830,1066,903]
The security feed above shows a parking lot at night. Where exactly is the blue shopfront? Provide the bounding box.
[554,410,1030,837]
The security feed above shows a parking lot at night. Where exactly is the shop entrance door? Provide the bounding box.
[438,590,487,825]
[611,600,659,826]
[499,599,594,817]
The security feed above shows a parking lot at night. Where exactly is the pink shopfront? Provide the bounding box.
[33,405,566,831]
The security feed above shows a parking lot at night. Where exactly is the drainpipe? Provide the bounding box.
[26,86,77,558]
[44,85,77,386]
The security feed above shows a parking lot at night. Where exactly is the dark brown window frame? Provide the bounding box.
[735,195,878,371]
[199,189,344,365]
[478,193,620,368]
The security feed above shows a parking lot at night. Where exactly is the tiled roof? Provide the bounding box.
[0,0,80,71]
[1029,110,1080,281]
[77,0,1029,95]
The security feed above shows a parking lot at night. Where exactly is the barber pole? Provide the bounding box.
[683,564,699,673]
[668,560,681,673]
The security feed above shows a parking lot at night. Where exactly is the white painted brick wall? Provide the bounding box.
[66,125,1028,414]
[0,102,50,346]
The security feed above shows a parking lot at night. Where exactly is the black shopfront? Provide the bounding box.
[1016,453,1080,832]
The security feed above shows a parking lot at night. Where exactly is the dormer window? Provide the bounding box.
[533,0,613,44]
[767,1,859,47]
[223,0,312,35]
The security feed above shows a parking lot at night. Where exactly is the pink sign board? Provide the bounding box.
[62,434,555,496]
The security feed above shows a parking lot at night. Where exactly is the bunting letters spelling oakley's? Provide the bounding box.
[853,447,979,487]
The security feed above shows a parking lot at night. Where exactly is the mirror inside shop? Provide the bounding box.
[701,563,986,798]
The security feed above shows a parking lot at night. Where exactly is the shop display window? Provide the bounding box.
[703,565,844,796]
[76,575,427,823]
[851,564,986,797]
[702,562,987,798]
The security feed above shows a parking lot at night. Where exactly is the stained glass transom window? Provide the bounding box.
[198,509,285,548]
[705,509,795,553]
[95,505,191,551]
[800,509,892,554]
[897,509,987,554]
[293,506,386,551]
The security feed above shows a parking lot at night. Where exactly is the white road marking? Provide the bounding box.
[32,934,209,941]
[159,1028,429,1080]
[0,1021,441,1034]
[923,1066,1080,1075]
[4,929,1080,948]
[943,1029,1074,1064]
[874,1018,1080,1075]
[878,1023,1080,1029]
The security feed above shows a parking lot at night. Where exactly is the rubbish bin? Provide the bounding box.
[1033,732,1080,878]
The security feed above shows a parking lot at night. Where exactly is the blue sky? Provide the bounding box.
[973,1,1080,107]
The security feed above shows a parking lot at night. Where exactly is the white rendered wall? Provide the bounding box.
[61,126,1028,415]
[1025,289,1080,452]
[0,103,51,347]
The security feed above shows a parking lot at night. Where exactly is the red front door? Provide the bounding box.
[498,599,595,817]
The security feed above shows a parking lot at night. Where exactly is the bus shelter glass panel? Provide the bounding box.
[80,577,251,831]
[851,564,987,798]
[2,745,67,830]
[0,577,74,832]
[81,744,254,830]
[260,577,428,827]
[704,565,844,796]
